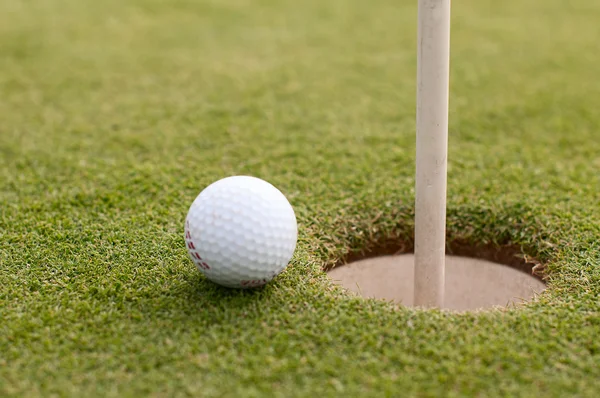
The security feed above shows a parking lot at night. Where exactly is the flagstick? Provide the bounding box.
[414,0,451,308]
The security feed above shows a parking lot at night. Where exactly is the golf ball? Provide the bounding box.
[184,176,298,288]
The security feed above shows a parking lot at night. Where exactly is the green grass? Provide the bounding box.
[1,0,599,396]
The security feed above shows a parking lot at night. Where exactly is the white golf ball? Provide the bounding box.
[184,176,298,288]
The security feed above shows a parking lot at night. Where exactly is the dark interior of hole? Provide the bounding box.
[331,238,546,283]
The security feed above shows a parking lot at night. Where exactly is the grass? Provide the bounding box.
[1,0,599,396]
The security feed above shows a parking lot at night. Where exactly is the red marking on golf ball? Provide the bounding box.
[241,279,268,287]
[190,255,209,270]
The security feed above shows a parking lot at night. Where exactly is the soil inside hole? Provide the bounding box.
[327,241,547,311]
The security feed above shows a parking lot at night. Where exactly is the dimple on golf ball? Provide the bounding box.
[184,176,298,288]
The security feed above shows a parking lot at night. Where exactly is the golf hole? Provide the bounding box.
[327,248,546,312]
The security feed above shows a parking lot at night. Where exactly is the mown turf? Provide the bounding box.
[1,0,599,396]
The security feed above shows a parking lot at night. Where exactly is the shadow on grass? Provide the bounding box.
[122,265,296,329]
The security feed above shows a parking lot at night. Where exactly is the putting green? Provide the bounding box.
[1,0,599,396]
